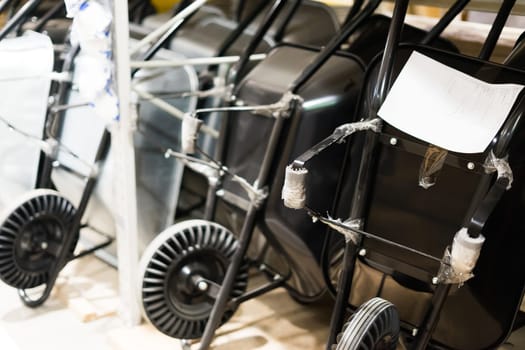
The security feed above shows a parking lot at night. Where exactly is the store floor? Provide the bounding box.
[0,255,523,350]
[0,255,331,350]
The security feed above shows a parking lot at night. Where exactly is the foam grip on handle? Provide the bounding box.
[450,228,485,275]
[181,114,202,154]
[282,165,308,209]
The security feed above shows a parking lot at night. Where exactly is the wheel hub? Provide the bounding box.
[139,219,249,339]
[166,250,227,319]
[14,216,63,272]
[0,190,77,289]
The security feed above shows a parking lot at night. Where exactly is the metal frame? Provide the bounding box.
[142,1,395,349]
[285,0,521,349]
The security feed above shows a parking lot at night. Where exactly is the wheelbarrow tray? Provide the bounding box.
[219,43,365,301]
[335,43,525,350]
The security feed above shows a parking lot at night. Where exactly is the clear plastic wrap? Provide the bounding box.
[437,228,485,285]
[484,151,513,189]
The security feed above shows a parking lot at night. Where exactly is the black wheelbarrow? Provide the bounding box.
[136,0,465,348]
[283,0,525,349]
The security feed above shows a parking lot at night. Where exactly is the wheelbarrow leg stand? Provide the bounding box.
[412,283,452,350]
[198,205,258,350]
[326,239,360,349]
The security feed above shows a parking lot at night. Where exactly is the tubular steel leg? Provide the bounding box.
[230,0,288,87]
[412,284,452,350]
[272,0,301,43]
[203,181,219,221]
[326,239,360,349]
[198,205,258,350]
[478,0,516,61]
[371,0,409,112]
[37,155,53,188]
[420,0,469,46]
[198,95,291,350]
[216,0,270,57]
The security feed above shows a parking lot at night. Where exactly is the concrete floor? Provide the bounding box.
[0,255,524,350]
[0,255,332,350]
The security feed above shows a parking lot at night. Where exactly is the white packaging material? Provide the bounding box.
[69,0,112,54]
[92,89,119,122]
[181,114,202,154]
[450,228,485,276]
[0,31,53,207]
[74,53,112,101]
[64,0,84,18]
[282,165,308,209]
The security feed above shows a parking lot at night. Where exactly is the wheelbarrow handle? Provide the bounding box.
[292,119,381,169]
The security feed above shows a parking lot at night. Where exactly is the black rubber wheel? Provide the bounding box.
[335,297,400,350]
[138,219,249,339]
[0,189,77,289]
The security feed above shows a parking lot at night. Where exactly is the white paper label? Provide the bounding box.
[378,51,524,153]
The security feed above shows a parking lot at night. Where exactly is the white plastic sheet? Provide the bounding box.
[0,32,53,206]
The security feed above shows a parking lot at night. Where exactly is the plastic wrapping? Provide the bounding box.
[418,145,448,189]
[69,0,112,54]
[484,151,513,190]
[67,0,118,123]
[325,216,361,245]
[0,31,53,207]
[335,118,382,138]
[282,165,308,209]
[74,53,112,100]
[181,114,202,154]
[437,228,485,285]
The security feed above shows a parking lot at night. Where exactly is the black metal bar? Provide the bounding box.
[412,284,452,350]
[68,129,110,243]
[39,45,80,189]
[234,0,246,22]
[493,91,525,157]
[28,129,111,306]
[0,0,42,40]
[324,0,408,345]
[289,0,381,94]
[131,12,195,77]
[32,0,64,32]
[420,0,470,46]
[326,240,360,349]
[203,181,219,220]
[464,93,525,238]
[478,0,516,60]
[198,103,293,350]
[230,277,286,306]
[37,155,53,188]
[371,0,408,112]
[349,0,409,223]
[198,204,259,350]
[71,236,114,260]
[216,0,271,57]
[230,0,289,87]
[272,0,302,43]
[342,0,364,26]
[307,209,444,263]
[173,0,193,14]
